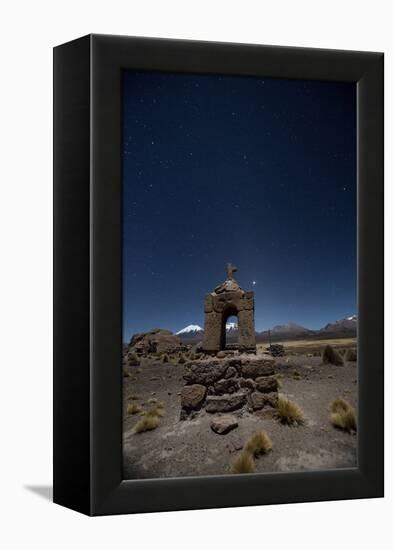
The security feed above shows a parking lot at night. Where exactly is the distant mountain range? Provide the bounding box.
[175,316,357,343]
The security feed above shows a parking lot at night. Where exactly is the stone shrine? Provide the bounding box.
[180,265,277,420]
[202,264,256,353]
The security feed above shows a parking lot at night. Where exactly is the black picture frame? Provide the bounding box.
[53,34,384,516]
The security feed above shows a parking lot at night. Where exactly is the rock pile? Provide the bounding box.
[267,344,285,357]
[128,328,183,356]
[180,355,278,419]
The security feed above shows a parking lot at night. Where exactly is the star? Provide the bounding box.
[252,281,256,285]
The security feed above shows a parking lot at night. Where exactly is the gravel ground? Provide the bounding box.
[122,355,357,479]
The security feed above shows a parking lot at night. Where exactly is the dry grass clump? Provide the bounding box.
[149,404,166,417]
[141,399,166,418]
[127,403,142,415]
[140,407,165,418]
[134,414,160,433]
[231,431,273,474]
[127,394,139,400]
[244,431,272,457]
[330,398,357,432]
[123,370,130,378]
[230,451,256,474]
[293,369,302,380]
[345,348,357,362]
[276,396,304,426]
[322,345,344,366]
[178,353,186,364]
[162,354,169,363]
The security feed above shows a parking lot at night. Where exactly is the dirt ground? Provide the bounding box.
[123,351,357,479]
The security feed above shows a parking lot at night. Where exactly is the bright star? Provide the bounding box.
[252,281,256,285]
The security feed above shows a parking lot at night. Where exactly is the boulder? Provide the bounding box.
[126,352,140,366]
[249,391,278,411]
[181,384,207,410]
[214,378,239,395]
[224,366,238,379]
[241,358,275,379]
[184,360,228,385]
[267,344,285,357]
[129,328,181,355]
[255,376,278,393]
[227,358,241,370]
[210,415,239,435]
[239,377,256,391]
[206,392,247,413]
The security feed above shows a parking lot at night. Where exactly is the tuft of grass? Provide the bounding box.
[134,414,160,433]
[178,353,186,364]
[162,354,169,363]
[330,397,349,413]
[127,403,142,415]
[230,451,256,474]
[123,370,130,377]
[293,369,302,380]
[148,405,165,417]
[142,399,166,418]
[322,345,344,366]
[345,348,357,362]
[276,396,304,426]
[244,431,272,457]
[127,394,139,400]
[329,398,357,432]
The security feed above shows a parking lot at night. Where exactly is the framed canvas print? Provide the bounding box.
[53,34,384,515]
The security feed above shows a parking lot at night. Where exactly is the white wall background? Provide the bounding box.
[0,1,390,548]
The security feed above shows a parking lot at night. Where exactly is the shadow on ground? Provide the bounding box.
[24,485,52,501]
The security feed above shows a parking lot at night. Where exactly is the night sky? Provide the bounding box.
[122,70,356,341]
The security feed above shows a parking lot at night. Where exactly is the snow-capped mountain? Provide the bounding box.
[176,322,239,343]
[319,315,357,335]
[176,324,203,335]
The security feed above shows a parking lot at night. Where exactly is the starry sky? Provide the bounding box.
[122,70,356,342]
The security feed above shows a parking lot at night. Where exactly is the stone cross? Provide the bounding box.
[227,263,238,280]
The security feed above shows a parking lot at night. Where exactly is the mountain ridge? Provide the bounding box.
[175,315,357,343]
